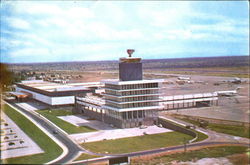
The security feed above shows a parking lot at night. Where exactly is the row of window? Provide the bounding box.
[120,83,158,90]
[105,83,158,90]
[105,110,158,120]
[122,111,145,119]
[106,96,159,102]
[106,102,158,109]
[105,89,159,96]
[121,90,158,96]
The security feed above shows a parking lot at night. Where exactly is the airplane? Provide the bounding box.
[177,76,191,80]
[228,77,241,84]
[215,87,242,97]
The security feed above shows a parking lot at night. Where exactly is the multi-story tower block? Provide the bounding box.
[102,50,163,128]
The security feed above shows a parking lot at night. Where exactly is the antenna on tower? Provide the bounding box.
[127,49,135,57]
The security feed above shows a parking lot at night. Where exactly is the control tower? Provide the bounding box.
[102,49,164,128]
[119,49,143,81]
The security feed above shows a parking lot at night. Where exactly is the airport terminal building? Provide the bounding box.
[102,79,163,128]
[14,81,100,106]
[76,51,164,128]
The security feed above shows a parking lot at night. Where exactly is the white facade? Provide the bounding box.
[16,87,75,105]
[103,79,164,112]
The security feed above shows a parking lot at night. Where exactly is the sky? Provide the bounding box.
[0,1,249,63]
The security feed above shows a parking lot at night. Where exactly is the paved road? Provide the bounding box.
[5,101,84,164]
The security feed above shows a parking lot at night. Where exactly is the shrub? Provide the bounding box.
[8,142,15,146]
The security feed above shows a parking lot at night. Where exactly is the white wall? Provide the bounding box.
[51,96,75,105]
[16,87,75,105]
[16,87,52,105]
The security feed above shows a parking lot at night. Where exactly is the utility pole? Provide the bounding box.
[183,137,187,153]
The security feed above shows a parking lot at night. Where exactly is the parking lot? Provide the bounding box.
[1,113,44,159]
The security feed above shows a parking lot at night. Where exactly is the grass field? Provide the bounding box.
[159,118,208,142]
[175,117,249,138]
[208,123,249,139]
[36,110,96,134]
[81,132,193,154]
[131,146,249,165]
[193,130,208,142]
[1,104,62,164]
[74,153,100,161]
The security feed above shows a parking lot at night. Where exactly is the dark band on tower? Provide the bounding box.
[119,49,143,81]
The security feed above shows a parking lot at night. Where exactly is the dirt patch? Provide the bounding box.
[227,153,249,165]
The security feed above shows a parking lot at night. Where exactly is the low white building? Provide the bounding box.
[15,80,99,106]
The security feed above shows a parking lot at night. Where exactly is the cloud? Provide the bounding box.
[0,1,249,63]
[5,17,31,30]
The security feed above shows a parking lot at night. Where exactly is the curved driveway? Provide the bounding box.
[5,101,84,164]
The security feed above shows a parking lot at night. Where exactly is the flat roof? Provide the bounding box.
[102,79,164,85]
[9,91,30,98]
[17,80,101,92]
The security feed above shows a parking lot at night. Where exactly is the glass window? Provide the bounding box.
[128,111,132,119]
[133,111,137,118]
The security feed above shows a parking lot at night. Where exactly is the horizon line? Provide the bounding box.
[3,55,249,65]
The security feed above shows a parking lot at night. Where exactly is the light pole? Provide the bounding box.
[183,137,187,153]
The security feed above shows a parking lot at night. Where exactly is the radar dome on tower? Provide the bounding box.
[120,49,141,63]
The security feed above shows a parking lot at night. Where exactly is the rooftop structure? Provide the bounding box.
[119,49,143,81]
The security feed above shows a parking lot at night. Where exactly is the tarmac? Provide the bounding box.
[160,75,249,123]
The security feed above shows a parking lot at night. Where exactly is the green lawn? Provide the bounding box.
[1,104,63,164]
[193,130,208,142]
[36,110,96,134]
[74,153,100,161]
[175,117,249,138]
[159,118,208,142]
[131,146,249,165]
[208,123,249,139]
[81,132,193,154]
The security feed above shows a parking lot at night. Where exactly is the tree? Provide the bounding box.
[0,63,14,92]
